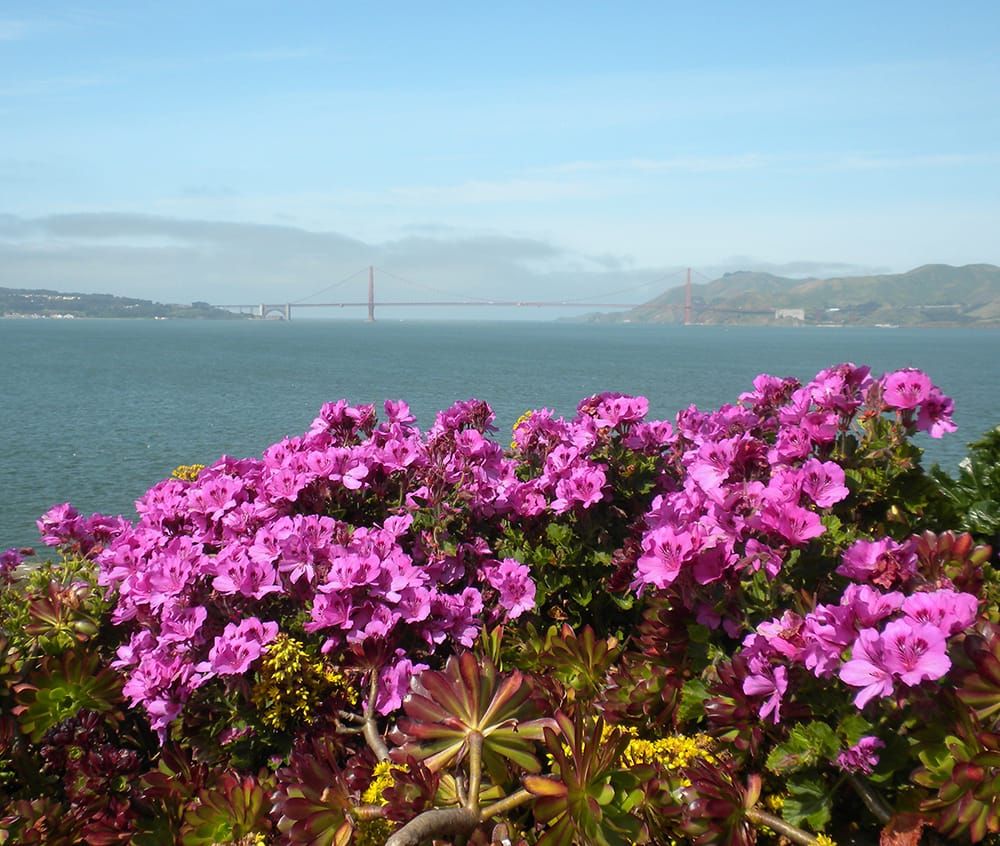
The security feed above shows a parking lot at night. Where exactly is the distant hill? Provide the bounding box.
[588,263,1000,327]
[0,287,247,320]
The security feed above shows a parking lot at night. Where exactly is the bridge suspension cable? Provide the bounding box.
[560,267,689,303]
[373,266,495,303]
[291,267,369,304]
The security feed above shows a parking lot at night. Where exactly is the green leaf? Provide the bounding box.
[782,775,831,831]
[678,677,710,724]
[766,722,839,775]
[836,713,874,747]
[546,523,573,547]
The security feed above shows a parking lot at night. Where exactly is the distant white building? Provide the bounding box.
[774,308,805,321]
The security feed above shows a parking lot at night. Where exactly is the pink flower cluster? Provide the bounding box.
[629,364,956,628]
[742,535,978,721]
[33,364,956,740]
[89,399,542,735]
[36,502,128,557]
[0,547,24,579]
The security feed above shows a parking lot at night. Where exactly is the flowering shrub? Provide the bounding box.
[2,363,998,846]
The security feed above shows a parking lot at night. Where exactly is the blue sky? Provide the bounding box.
[1,2,999,309]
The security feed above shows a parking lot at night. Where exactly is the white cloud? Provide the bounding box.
[537,154,770,175]
[0,75,105,98]
[0,20,28,41]
[827,153,1000,170]
[221,46,322,63]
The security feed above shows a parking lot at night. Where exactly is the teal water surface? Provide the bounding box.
[2,319,998,549]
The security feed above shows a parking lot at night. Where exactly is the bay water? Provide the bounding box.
[2,318,998,550]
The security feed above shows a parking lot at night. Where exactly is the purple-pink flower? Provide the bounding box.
[880,618,951,686]
[197,618,279,679]
[836,736,885,774]
[742,658,788,723]
[481,558,536,619]
[882,368,933,410]
[839,628,896,708]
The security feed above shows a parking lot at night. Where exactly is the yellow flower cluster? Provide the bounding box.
[250,634,356,730]
[353,818,394,846]
[361,760,399,806]
[171,464,205,481]
[609,725,716,770]
[815,835,837,846]
[510,410,534,449]
[764,793,786,812]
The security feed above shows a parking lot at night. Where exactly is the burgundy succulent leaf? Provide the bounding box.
[392,652,554,784]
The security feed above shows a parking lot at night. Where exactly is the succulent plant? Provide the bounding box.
[526,624,621,703]
[24,579,103,655]
[373,755,440,822]
[915,724,1000,842]
[524,711,647,846]
[909,530,994,596]
[271,734,356,846]
[603,600,689,726]
[392,652,553,785]
[958,623,1000,724]
[0,797,77,845]
[133,745,213,845]
[0,635,21,703]
[703,657,766,760]
[12,650,123,742]
[41,710,136,791]
[181,771,272,845]
[679,759,761,846]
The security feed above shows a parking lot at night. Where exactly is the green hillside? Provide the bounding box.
[0,287,247,320]
[592,263,1000,326]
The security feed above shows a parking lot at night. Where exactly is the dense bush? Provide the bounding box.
[2,363,998,846]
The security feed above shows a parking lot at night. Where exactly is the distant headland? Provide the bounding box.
[0,288,248,320]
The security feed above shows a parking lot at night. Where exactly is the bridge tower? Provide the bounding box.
[259,303,266,319]
[284,303,291,321]
[367,266,375,322]
[683,268,692,326]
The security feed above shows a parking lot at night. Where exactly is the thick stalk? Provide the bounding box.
[746,808,819,846]
[466,732,484,812]
[480,788,534,821]
[847,773,892,824]
[363,670,390,762]
[384,807,479,846]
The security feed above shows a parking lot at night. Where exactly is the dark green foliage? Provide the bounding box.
[932,426,1000,548]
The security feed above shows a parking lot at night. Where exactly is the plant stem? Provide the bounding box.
[481,788,534,821]
[384,807,479,846]
[846,773,892,824]
[363,670,390,762]
[746,808,819,846]
[466,731,484,813]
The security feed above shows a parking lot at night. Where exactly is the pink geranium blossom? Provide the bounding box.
[742,658,788,723]
[839,628,895,708]
[800,458,850,508]
[882,368,933,410]
[902,589,978,636]
[197,618,279,679]
[836,736,885,774]
[916,388,957,438]
[880,618,951,686]
[481,558,536,619]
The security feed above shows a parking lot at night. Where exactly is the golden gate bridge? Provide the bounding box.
[213,266,774,322]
